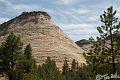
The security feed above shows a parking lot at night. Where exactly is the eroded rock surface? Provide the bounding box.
[0,11,85,68]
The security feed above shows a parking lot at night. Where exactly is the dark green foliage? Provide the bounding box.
[0,33,93,80]
[24,44,32,60]
[68,59,80,80]
[0,32,92,80]
[61,59,92,80]
[84,37,109,75]
[98,6,120,74]
[71,59,77,71]
[62,59,69,75]
[78,66,92,80]
[4,6,120,80]
[84,6,120,79]
[41,57,61,80]
[16,44,38,80]
[0,32,22,80]
[62,58,70,80]
[37,57,62,80]
[23,44,34,73]
[22,73,40,80]
[0,33,39,80]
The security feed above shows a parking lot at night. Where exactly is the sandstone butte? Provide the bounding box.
[0,11,86,68]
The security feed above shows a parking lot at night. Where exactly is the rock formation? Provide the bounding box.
[76,39,91,52]
[0,11,85,68]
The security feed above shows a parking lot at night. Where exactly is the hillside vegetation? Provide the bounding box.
[0,6,120,80]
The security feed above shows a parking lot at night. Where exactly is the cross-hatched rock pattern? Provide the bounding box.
[0,11,85,68]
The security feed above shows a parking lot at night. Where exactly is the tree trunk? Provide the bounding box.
[110,27,116,74]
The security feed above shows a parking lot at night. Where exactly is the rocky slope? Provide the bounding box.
[76,38,111,52]
[76,39,91,52]
[0,11,85,68]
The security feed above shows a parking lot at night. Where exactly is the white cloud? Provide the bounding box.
[60,23,99,40]
[52,8,91,24]
[61,0,78,4]
[0,0,40,13]
[0,0,41,24]
[57,0,79,4]
[61,23,96,30]
[12,4,40,12]
[63,8,90,15]
[0,0,12,6]
[88,16,99,22]
[71,8,90,14]
[0,17,10,24]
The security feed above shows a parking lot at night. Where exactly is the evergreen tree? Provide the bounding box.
[71,59,76,71]
[0,47,5,75]
[15,53,26,80]
[24,44,33,73]
[84,37,109,76]
[62,58,69,80]
[16,44,37,80]
[41,57,61,80]
[84,6,120,79]
[97,6,120,74]
[0,32,23,80]
[24,44,32,60]
[78,65,92,80]
[22,72,40,80]
[37,65,43,79]
[69,59,80,80]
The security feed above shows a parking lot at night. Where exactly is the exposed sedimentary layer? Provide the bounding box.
[0,11,85,68]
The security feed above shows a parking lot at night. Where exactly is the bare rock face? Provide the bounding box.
[76,39,91,52]
[0,11,85,68]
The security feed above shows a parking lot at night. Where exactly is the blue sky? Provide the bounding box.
[0,0,120,41]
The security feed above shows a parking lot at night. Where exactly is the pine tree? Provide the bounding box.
[62,58,69,80]
[84,6,120,78]
[0,32,23,80]
[24,44,33,73]
[24,44,32,60]
[69,59,80,80]
[71,59,76,71]
[16,44,38,80]
[15,53,26,80]
[97,6,120,74]
[84,37,109,76]
[37,65,43,79]
[78,66,92,80]
[41,57,61,80]
[0,47,5,75]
